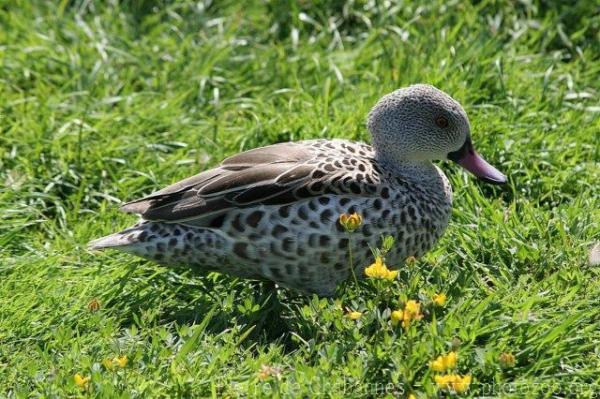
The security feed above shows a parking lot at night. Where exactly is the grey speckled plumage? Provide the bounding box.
[90,84,507,296]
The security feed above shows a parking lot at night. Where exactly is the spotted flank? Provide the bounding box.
[90,84,506,296]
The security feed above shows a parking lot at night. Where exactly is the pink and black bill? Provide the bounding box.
[447,136,507,184]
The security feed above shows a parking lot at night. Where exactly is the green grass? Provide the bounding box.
[1,0,599,397]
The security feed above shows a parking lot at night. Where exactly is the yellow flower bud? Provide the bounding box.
[391,310,404,326]
[432,293,447,306]
[339,212,363,232]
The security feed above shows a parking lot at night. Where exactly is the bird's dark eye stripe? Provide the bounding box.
[435,116,449,128]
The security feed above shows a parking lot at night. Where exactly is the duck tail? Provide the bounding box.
[88,223,147,251]
[88,232,130,250]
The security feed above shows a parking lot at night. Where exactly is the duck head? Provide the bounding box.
[368,84,507,184]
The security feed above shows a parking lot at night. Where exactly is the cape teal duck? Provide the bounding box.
[90,84,507,296]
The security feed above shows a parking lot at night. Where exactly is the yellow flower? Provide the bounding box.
[391,300,423,329]
[364,257,398,281]
[339,212,363,232]
[115,355,128,368]
[499,352,516,368]
[386,269,398,281]
[391,310,404,326]
[430,352,458,372]
[103,355,128,370]
[434,374,471,393]
[402,300,423,328]
[434,375,448,385]
[404,300,420,315]
[432,293,447,306]
[346,311,362,320]
[430,359,444,372]
[74,373,90,388]
[102,358,114,370]
[452,375,472,394]
[408,394,416,399]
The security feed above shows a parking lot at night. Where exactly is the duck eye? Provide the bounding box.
[435,116,449,128]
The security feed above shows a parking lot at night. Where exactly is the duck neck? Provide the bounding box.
[376,152,452,209]
[375,152,441,184]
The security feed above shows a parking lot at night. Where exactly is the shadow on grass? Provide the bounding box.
[103,263,304,351]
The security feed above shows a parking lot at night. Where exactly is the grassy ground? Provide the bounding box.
[1,0,599,397]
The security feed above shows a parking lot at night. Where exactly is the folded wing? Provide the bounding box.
[120,141,380,226]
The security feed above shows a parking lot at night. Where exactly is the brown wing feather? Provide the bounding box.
[221,142,310,165]
[197,164,297,196]
[120,141,380,226]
